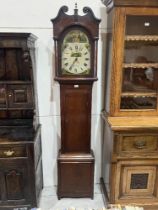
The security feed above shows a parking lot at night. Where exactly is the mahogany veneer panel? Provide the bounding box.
[57,151,94,199]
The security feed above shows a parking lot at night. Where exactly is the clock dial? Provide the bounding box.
[61,30,91,75]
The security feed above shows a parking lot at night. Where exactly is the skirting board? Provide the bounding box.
[100,177,109,205]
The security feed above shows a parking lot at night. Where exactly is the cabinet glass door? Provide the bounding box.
[121,15,158,110]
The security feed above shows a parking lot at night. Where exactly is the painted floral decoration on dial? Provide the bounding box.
[62,30,91,75]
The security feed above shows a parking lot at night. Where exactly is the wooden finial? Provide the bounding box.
[75,2,77,9]
[74,2,78,15]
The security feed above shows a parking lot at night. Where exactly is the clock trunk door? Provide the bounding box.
[60,84,92,153]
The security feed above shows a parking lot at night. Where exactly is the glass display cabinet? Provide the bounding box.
[121,15,158,112]
[101,0,158,208]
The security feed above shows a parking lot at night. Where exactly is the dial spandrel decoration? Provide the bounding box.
[61,30,91,75]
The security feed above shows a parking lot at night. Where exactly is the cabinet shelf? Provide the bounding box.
[0,81,32,84]
[121,92,157,97]
[125,35,158,42]
[0,108,34,110]
[123,63,158,69]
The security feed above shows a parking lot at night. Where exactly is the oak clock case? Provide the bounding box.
[51,6,100,198]
[0,33,43,209]
[101,0,158,208]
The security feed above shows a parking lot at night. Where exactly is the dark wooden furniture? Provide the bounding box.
[0,33,43,210]
[51,5,100,198]
[101,0,158,208]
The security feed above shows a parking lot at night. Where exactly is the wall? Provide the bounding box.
[0,0,107,187]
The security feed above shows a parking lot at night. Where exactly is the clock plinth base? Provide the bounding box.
[57,150,94,199]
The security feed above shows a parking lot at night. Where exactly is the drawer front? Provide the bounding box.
[117,134,158,153]
[0,145,26,158]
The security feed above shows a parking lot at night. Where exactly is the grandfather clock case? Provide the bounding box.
[0,33,43,209]
[51,5,100,198]
[101,0,158,208]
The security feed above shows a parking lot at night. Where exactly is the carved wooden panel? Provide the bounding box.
[116,161,158,200]
[0,159,29,203]
[130,173,148,189]
[8,85,33,108]
[6,169,24,200]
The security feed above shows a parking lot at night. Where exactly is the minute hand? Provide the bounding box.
[69,57,78,70]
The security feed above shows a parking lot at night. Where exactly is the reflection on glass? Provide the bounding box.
[0,85,6,107]
[121,96,157,109]
[124,43,158,64]
[126,16,158,35]
[122,68,158,92]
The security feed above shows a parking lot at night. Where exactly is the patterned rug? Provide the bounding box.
[31,206,144,210]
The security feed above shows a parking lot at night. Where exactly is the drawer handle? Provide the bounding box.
[134,140,146,149]
[3,150,15,156]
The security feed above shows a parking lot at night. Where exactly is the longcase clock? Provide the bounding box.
[51,5,100,198]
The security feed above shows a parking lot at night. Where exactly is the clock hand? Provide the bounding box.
[69,57,78,70]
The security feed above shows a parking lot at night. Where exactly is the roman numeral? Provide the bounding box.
[79,46,83,51]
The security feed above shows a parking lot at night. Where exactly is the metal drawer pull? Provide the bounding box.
[134,140,146,149]
[4,150,15,156]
